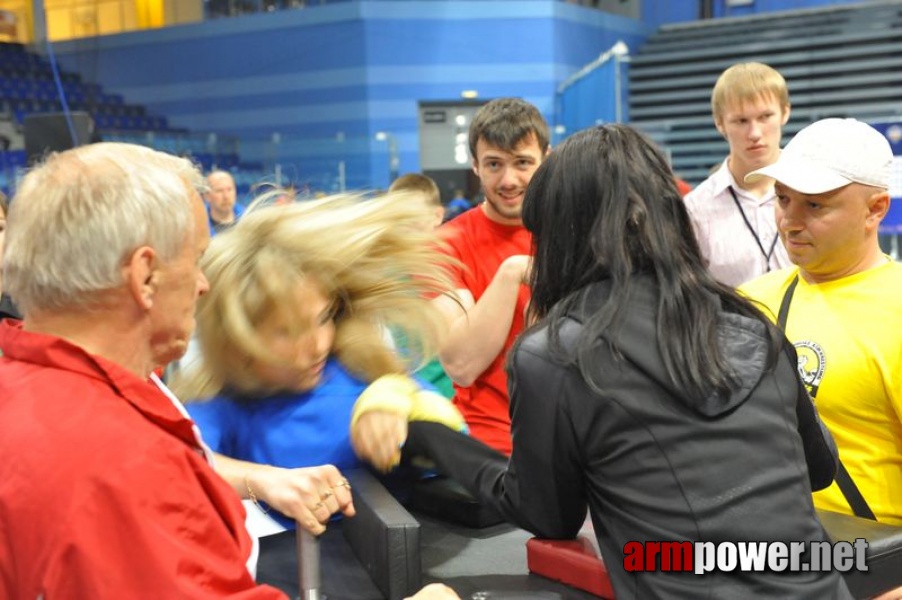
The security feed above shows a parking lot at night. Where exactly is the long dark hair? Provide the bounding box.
[522,124,780,400]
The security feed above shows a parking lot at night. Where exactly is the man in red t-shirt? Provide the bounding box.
[434,98,550,454]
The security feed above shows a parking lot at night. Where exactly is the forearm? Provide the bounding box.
[405,421,584,539]
[439,266,524,386]
[211,452,268,500]
[210,453,356,534]
[405,421,515,517]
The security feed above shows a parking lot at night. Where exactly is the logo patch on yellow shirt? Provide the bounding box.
[794,340,826,399]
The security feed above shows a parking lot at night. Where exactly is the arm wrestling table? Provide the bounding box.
[256,471,902,600]
[255,470,598,600]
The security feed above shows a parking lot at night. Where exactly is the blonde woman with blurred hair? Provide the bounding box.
[173,192,465,532]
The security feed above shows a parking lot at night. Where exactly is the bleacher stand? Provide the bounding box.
[629,2,902,186]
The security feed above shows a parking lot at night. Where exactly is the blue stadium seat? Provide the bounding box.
[0,149,27,170]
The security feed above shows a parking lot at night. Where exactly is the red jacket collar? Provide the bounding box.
[0,320,203,452]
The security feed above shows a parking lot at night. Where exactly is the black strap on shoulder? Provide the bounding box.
[835,462,878,520]
[777,274,878,521]
[776,275,799,330]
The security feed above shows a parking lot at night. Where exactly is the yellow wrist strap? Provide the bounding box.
[350,374,418,429]
[350,374,467,433]
[410,390,466,432]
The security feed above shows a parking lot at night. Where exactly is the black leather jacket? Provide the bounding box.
[407,278,851,599]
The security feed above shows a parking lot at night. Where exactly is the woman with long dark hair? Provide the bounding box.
[363,125,851,598]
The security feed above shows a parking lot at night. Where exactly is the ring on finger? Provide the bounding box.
[320,490,334,501]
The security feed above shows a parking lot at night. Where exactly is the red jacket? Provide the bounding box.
[0,320,285,599]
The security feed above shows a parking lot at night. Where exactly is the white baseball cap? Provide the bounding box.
[745,118,893,194]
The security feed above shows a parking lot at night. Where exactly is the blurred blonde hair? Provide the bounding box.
[711,62,790,125]
[173,191,455,400]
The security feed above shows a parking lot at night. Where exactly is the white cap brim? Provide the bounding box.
[745,155,855,195]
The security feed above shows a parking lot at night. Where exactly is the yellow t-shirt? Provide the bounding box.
[741,261,902,525]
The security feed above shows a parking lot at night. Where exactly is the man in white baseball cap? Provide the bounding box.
[746,117,892,195]
[740,118,902,536]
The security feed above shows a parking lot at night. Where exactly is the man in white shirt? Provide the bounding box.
[683,62,792,287]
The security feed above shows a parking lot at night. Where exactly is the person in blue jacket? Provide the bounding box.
[173,192,465,531]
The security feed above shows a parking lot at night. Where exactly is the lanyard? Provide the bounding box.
[727,186,780,272]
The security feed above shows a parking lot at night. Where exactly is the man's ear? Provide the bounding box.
[124,246,157,310]
[780,104,791,126]
[714,117,726,137]
[471,158,479,177]
[866,190,890,231]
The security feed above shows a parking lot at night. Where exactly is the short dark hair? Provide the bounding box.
[468,98,550,161]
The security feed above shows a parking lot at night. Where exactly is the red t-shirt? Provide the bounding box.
[439,207,531,455]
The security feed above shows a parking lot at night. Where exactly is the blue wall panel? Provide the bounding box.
[45,0,873,190]
[551,7,650,138]
[640,0,698,29]
[49,1,649,190]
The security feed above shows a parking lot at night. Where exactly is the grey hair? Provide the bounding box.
[3,142,204,314]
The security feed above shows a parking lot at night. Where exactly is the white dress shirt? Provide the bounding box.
[683,159,791,288]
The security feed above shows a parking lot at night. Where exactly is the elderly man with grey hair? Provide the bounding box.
[0,143,346,598]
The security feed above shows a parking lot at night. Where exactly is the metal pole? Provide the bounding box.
[388,135,399,183]
[31,0,47,46]
[272,132,281,186]
[297,529,321,600]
